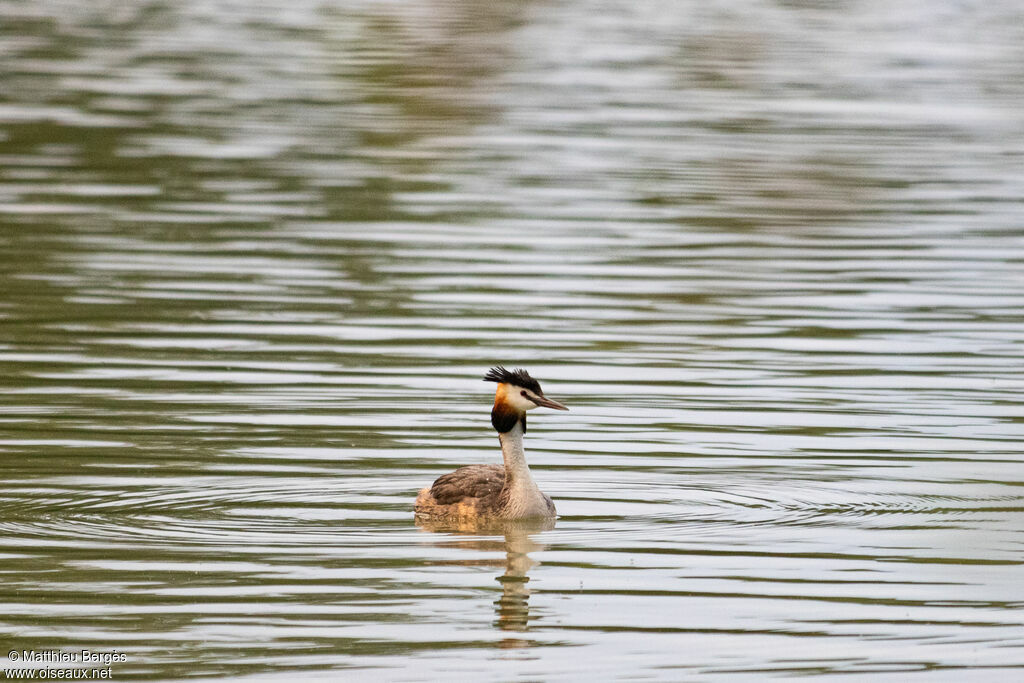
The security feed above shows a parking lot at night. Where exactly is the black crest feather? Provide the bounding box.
[483,366,542,394]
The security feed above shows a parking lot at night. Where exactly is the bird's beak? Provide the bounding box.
[532,395,569,411]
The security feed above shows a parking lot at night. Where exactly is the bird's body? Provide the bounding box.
[414,367,567,524]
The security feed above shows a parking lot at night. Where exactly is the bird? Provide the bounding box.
[414,367,568,524]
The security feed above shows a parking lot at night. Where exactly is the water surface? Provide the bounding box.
[1,1,1023,679]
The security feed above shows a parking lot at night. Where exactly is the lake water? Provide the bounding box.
[1,1,1023,679]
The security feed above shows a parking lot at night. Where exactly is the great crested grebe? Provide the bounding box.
[414,367,568,522]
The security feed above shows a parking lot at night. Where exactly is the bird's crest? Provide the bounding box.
[484,366,542,394]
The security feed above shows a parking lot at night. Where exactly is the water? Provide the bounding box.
[2,0,1023,679]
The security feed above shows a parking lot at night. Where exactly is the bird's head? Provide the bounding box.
[484,366,568,433]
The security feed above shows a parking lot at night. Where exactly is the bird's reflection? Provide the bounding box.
[417,517,554,636]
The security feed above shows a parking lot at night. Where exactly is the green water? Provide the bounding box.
[1,1,1023,679]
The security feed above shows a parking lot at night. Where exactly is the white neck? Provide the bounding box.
[499,421,534,486]
[498,421,550,516]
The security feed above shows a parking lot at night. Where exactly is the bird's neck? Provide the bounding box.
[499,421,538,491]
[497,419,554,518]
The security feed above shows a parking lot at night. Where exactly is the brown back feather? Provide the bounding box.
[429,464,505,505]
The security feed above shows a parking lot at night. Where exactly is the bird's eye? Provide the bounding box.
[520,391,528,397]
